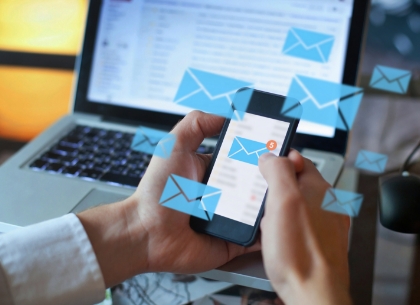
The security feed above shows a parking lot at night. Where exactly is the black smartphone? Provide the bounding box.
[190,89,300,246]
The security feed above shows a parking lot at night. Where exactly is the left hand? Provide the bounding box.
[131,111,261,273]
[79,111,260,287]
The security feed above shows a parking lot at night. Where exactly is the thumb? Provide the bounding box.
[171,111,224,152]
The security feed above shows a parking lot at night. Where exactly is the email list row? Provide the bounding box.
[87,0,353,130]
[209,112,289,226]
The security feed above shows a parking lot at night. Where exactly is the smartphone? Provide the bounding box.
[190,89,300,246]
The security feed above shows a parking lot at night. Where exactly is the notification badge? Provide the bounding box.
[266,140,277,151]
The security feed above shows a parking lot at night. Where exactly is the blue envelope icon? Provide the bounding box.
[159,174,222,220]
[131,126,176,159]
[321,188,364,217]
[228,137,269,166]
[281,75,364,130]
[174,68,254,120]
[369,65,412,94]
[354,150,388,173]
[282,27,335,63]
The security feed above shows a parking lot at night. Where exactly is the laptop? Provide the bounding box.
[0,0,369,228]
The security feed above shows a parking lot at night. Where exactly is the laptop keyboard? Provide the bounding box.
[29,125,214,187]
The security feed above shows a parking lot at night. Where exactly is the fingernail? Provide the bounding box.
[288,149,301,156]
[259,152,276,162]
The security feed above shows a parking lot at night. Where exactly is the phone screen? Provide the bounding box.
[208,112,291,226]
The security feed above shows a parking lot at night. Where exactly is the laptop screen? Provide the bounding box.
[86,0,354,138]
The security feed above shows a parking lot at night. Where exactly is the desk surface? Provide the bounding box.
[198,252,272,291]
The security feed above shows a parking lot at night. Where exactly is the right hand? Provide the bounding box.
[258,151,351,305]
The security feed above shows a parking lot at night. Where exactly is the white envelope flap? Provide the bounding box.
[170,175,205,202]
[336,194,363,207]
[157,140,172,156]
[324,189,361,208]
[159,134,174,145]
[236,137,267,155]
[188,69,246,101]
[291,28,334,50]
[360,152,387,165]
[294,76,339,109]
[200,190,222,212]
[138,129,163,146]
[133,133,156,147]
[377,66,412,83]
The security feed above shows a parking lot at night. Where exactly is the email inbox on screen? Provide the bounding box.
[88,0,351,128]
[209,113,290,226]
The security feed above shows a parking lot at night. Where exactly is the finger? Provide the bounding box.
[258,153,299,191]
[302,156,320,173]
[171,111,225,152]
[223,240,261,261]
[288,149,305,173]
[298,156,331,186]
[258,153,303,214]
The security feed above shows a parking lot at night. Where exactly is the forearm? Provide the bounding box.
[77,196,148,287]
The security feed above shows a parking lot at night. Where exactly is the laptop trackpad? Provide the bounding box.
[71,189,128,214]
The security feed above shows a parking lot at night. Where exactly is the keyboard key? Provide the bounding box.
[79,145,98,153]
[142,154,152,162]
[114,132,123,139]
[41,152,63,162]
[76,160,95,169]
[111,157,127,165]
[109,165,128,174]
[129,150,143,157]
[52,144,78,155]
[112,150,130,157]
[59,136,83,148]
[62,166,81,176]
[60,155,77,165]
[45,163,64,173]
[127,169,145,178]
[79,169,103,180]
[99,155,111,163]
[67,128,86,138]
[30,159,48,170]
[28,125,213,190]
[100,172,140,187]
[128,160,146,169]
[126,161,140,169]
[197,145,213,154]
[94,163,111,171]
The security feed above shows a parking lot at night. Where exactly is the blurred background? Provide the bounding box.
[0,0,87,143]
[1,0,420,169]
[362,0,420,89]
[1,0,420,142]
[1,1,420,304]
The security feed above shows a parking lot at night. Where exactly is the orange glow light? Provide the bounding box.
[0,66,74,141]
[0,0,87,55]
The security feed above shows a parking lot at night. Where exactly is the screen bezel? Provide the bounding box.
[189,90,300,246]
[73,0,370,153]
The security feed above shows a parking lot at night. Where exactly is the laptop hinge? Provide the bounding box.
[101,115,172,132]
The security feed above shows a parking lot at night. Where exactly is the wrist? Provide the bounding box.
[77,195,149,287]
[274,262,352,305]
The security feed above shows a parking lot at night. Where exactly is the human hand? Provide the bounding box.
[78,111,260,287]
[131,111,260,273]
[258,152,351,305]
